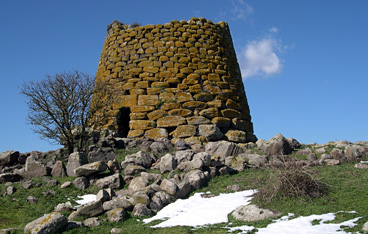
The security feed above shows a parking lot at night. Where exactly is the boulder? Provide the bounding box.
[96,173,124,189]
[51,161,67,177]
[128,176,149,194]
[159,154,177,173]
[24,212,67,234]
[149,191,172,212]
[205,141,244,157]
[193,152,211,167]
[74,161,107,177]
[27,196,38,204]
[121,151,153,169]
[0,150,19,167]
[73,176,89,190]
[66,152,88,176]
[0,173,22,183]
[88,148,117,163]
[107,159,121,173]
[175,140,190,150]
[239,153,267,168]
[111,228,123,234]
[69,200,104,220]
[232,205,280,221]
[54,202,73,212]
[132,203,152,217]
[25,156,48,179]
[225,156,246,171]
[83,217,101,228]
[103,196,134,211]
[124,165,146,176]
[287,138,302,150]
[132,192,150,205]
[150,142,169,155]
[160,179,178,196]
[345,145,364,161]
[174,150,194,164]
[183,170,207,190]
[297,148,313,156]
[265,133,293,156]
[106,208,126,222]
[330,149,345,160]
[175,180,192,199]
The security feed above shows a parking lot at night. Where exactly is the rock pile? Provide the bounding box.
[1,132,368,233]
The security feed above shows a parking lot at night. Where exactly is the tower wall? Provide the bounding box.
[94,17,256,144]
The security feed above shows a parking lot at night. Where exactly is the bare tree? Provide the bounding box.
[20,70,110,154]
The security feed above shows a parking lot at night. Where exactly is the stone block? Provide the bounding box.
[157,116,186,127]
[212,117,231,128]
[182,101,207,110]
[130,105,155,112]
[221,108,241,118]
[145,128,169,140]
[225,130,247,143]
[147,110,166,120]
[129,120,156,130]
[176,92,194,103]
[168,108,192,117]
[199,107,219,118]
[172,125,197,138]
[138,95,159,106]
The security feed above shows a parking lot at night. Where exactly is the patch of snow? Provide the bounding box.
[143,189,360,233]
[229,212,360,234]
[360,161,368,164]
[74,194,97,207]
[143,190,255,227]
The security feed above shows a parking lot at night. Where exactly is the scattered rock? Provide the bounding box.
[96,173,124,189]
[132,203,152,217]
[69,200,104,220]
[88,147,117,163]
[60,181,72,189]
[265,133,293,156]
[24,212,67,234]
[205,140,244,157]
[83,217,101,228]
[124,164,146,176]
[232,205,280,221]
[355,163,368,169]
[22,180,33,189]
[121,151,153,169]
[73,176,89,190]
[107,208,126,222]
[66,152,88,176]
[74,161,107,177]
[159,153,177,173]
[51,161,67,177]
[27,196,38,204]
[111,228,122,233]
[160,179,178,196]
[0,173,22,183]
[103,196,134,211]
[6,186,16,195]
[54,202,73,212]
[25,156,48,179]
[0,150,19,167]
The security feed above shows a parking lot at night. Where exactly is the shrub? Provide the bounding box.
[255,156,327,203]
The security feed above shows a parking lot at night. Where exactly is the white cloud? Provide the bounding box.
[239,38,283,79]
[269,27,278,33]
[230,0,253,20]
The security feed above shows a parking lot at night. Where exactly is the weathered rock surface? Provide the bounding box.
[74,161,107,177]
[106,208,126,222]
[66,152,88,176]
[232,205,280,222]
[25,156,48,179]
[51,161,67,177]
[96,173,123,189]
[0,150,19,167]
[24,212,67,234]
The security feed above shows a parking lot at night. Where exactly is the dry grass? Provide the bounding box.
[255,156,327,203]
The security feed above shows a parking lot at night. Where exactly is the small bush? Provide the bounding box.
[255,156,327,203]
[131,22,141,28]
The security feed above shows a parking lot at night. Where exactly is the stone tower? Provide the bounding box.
[94,17,256,144]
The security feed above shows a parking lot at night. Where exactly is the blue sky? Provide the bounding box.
[1,0,367,153]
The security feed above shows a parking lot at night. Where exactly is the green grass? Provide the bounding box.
[1,154,367,233]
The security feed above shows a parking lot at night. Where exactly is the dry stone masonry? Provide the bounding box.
[94,17,256,144]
